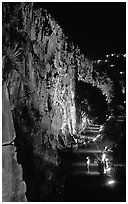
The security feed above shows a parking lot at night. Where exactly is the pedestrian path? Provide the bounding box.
[74,123,105,150]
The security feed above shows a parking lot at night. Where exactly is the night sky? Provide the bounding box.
[36,2,126,60]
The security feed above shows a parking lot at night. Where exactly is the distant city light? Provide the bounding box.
[111,54,115,57]
[105,60,108,62]
[110,64,114,67]
[97,60,101,63]
[106,54,109,58]
[123,54,126,57]
[120,71,124,74]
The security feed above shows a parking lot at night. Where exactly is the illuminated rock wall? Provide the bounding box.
[3,3,113,200]
[2,83,27,202]
[22,3,77,141]
[3,3,78,201]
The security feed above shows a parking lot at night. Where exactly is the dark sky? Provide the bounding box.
[36,2,126,60]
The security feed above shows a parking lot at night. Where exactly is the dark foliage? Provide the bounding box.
[76,81,109,124]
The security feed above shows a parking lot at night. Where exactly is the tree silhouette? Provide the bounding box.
[76,81,109,124]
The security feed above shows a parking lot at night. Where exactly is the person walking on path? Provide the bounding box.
[101,146,108,173]
[86,157,90,173]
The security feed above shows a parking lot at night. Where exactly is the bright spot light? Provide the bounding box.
[92,137,97,142]
[102,153,106,161]
[106,167,111,172]
[107,180,115,185]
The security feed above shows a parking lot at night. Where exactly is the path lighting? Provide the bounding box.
[92,137,96,142]
[99,125,103,132]
[106,179,115,186]
[92,134,101,142]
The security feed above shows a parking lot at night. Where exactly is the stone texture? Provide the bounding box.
[2,83,27,202]
[2,83,15,144]
[2,2,114,201]
[2,3,79,201]
[2,146,27,202]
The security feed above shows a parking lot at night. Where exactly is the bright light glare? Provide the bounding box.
[99,126,103,131]
[92,134,100,142]
[106,167,111,172]
[107,180,115,185]
[92,137,97,142]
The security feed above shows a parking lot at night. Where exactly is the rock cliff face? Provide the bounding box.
[2,3,80,201]
[2,83,27,201]
[2,2,112,201]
